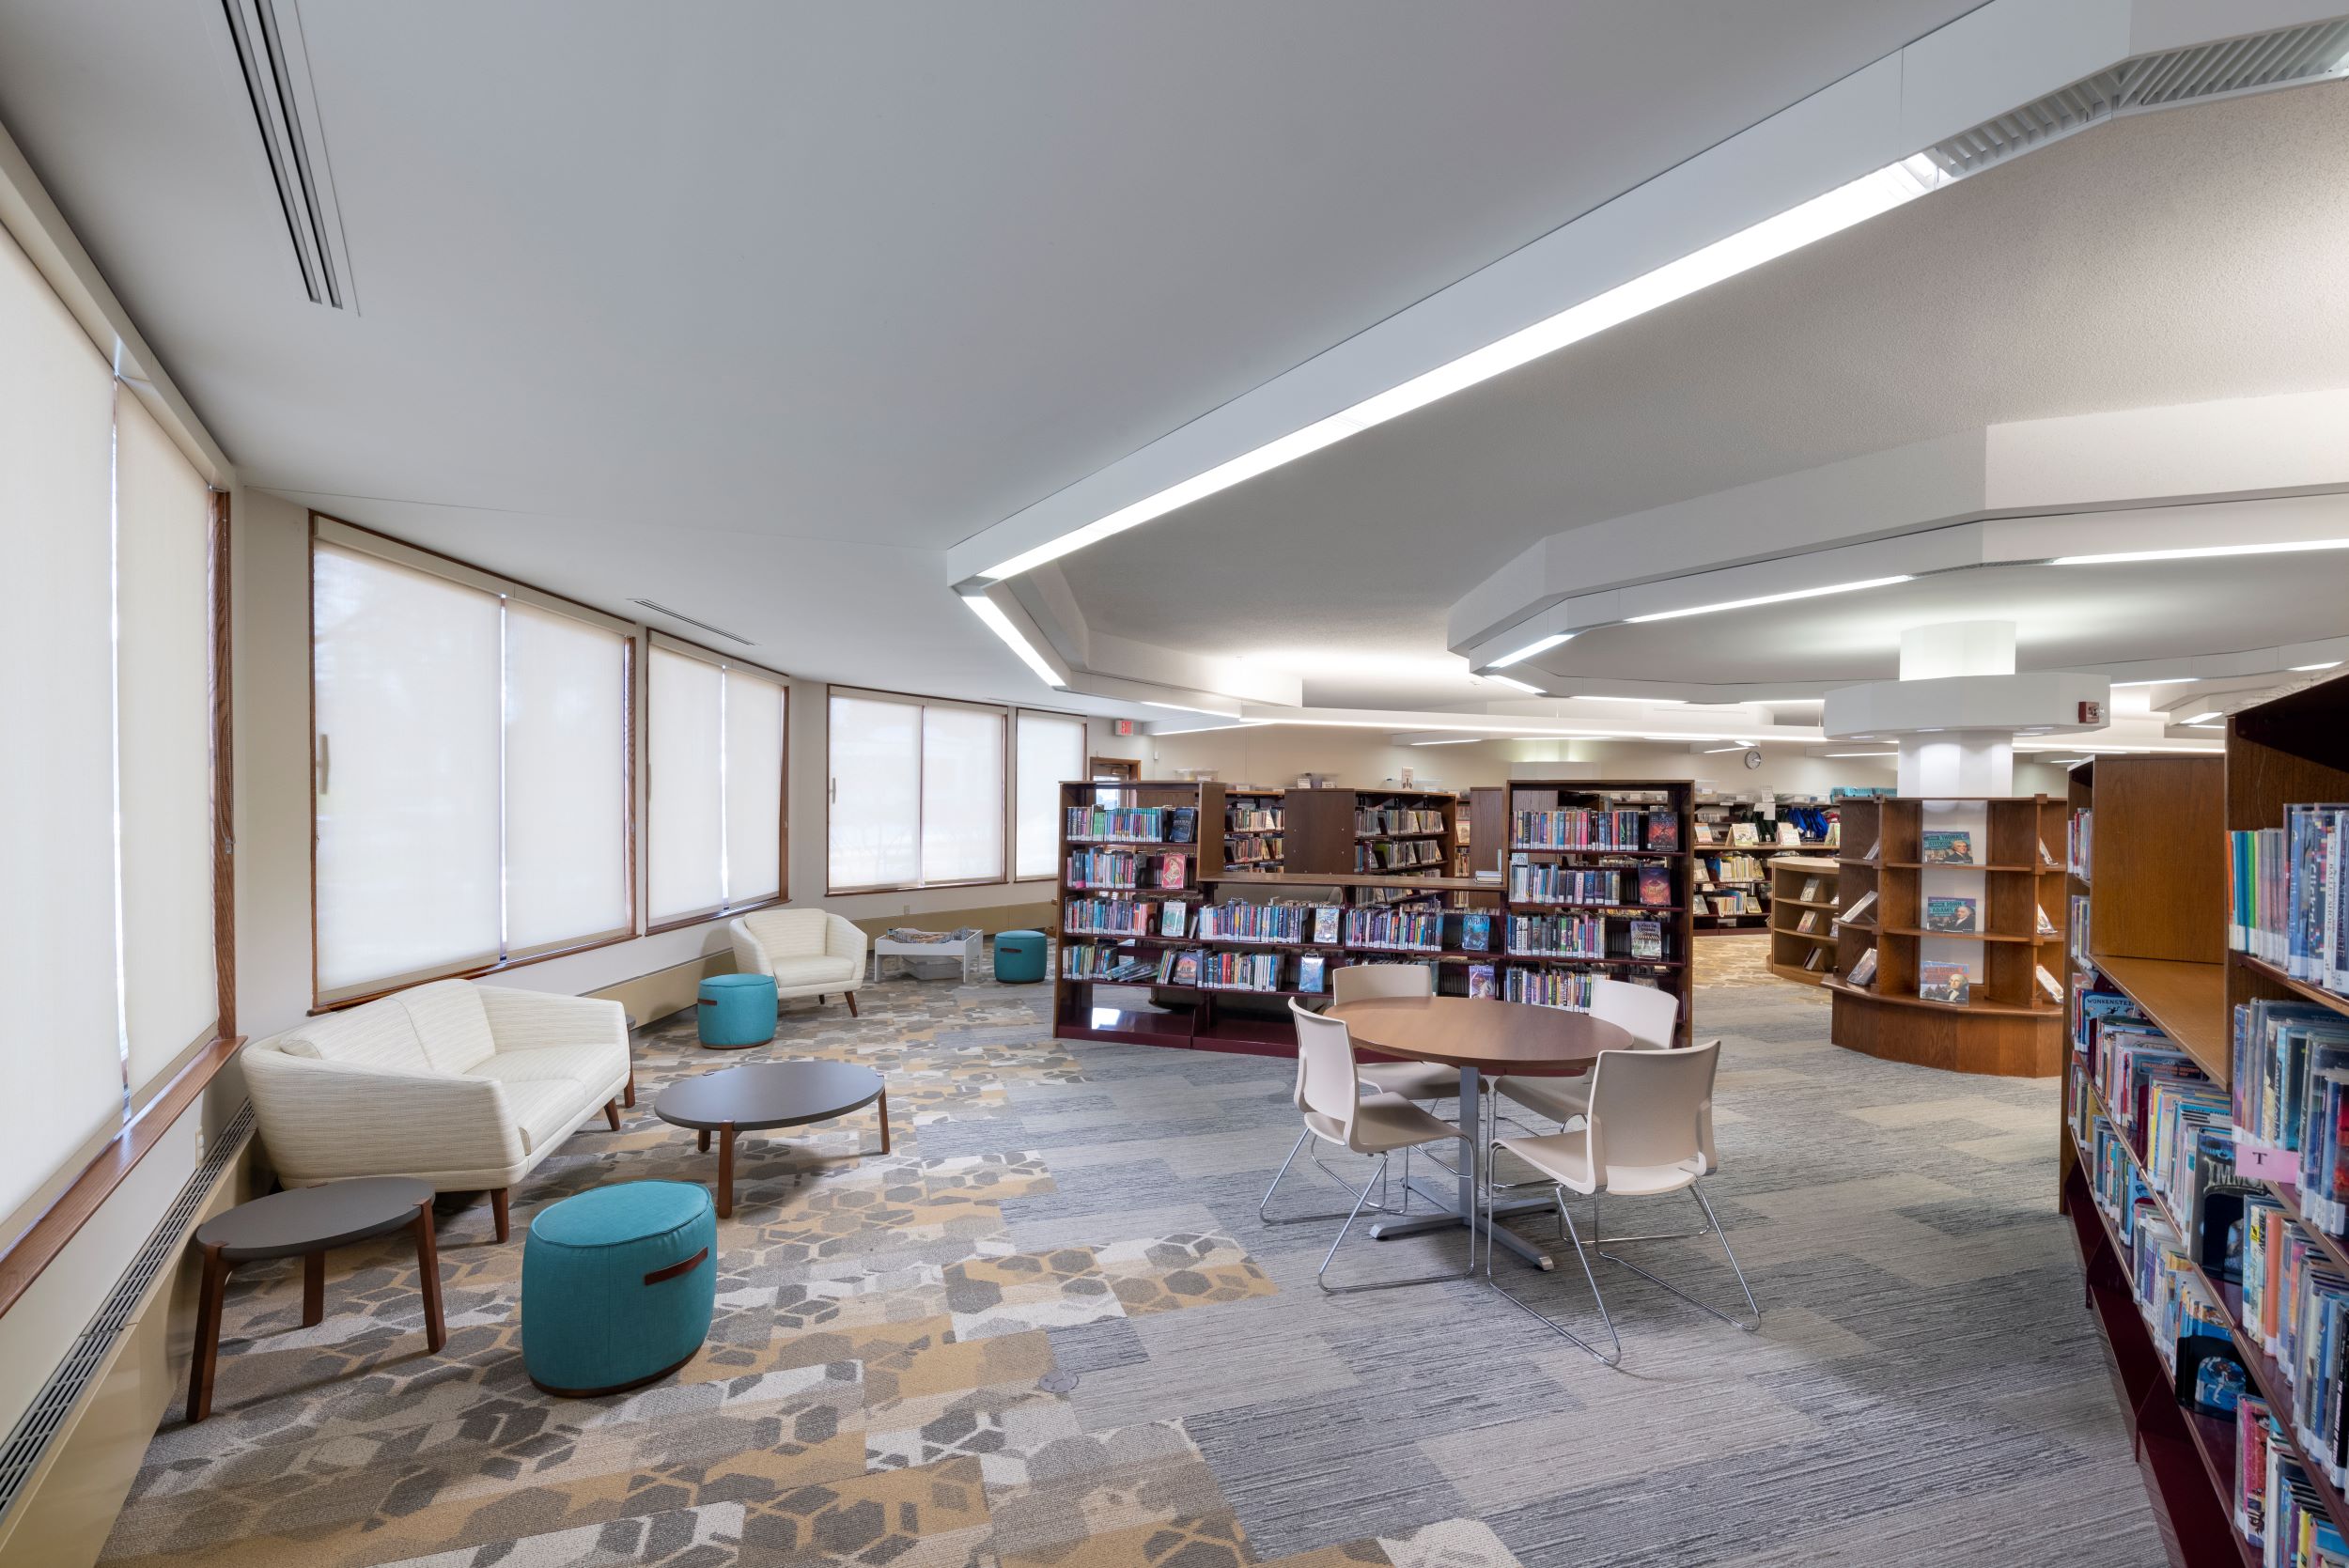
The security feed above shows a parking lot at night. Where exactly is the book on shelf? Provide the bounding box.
[1467,962,1496,999]
[2232,998,2349,1235]
[2230,802,2349,994]
[2035,964,2063,1004]
[1860,839,1880,862]
[1297,954,1326,993]
[1629,920,1663,960]
[1847,948,1878,987]
[2067,810,2092,877]
[1171,950,1201,986]
[1921,831,1973,865]
[1693,821,1717,846]
[1639,865,1672,907]
[2039,835,2062,871]
[1775,821,1801,846]
[1798,876,1824,902]
[1803,947,1828,972]
[1796,908,1821,934]
[1166,807,1197,845]
[1159,852,1185,890]
[1841,888,1878,924]
[1729,821,1759,846]
[1460,911,1491,953]
[1644,813,1680,851]
[1919,961,1969,1004]
[1312,906,1341,944]
[1160,901,1188,937]
[2035,903,2058,937]
[1924,895,1980,934]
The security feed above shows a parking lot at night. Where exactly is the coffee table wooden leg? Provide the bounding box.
[412,1201,447,1354]
[716,1125,736,1219]
[302,1250,325,1327]
[697,1128,710,1154]
[877,1087,890,1156]
[187,1242,232,1423]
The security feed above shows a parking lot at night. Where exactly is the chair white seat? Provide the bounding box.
[1358,1060,1456,1101]
[1496,1128,1703,1197]
[1307,1093,1457,1155]
[1491,1071,1589,1125]
[771,954,860,987]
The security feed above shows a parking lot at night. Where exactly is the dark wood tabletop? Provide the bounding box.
[1328,995,1635,1076]
[655,1061,886,1132]
[194,1176,436,1262]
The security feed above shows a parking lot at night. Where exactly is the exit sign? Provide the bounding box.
[1111,719,1135,737]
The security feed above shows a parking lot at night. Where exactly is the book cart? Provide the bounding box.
[1822,794,2067,1077]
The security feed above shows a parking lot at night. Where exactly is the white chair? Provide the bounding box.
[1494,977,1679,1130]
[1480,1039,1757,1364]
[1331,963,1455,1103]
[728,908,867,1017]
[1261,1001,1471,1294]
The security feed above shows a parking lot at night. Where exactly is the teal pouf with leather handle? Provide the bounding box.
[696,972,776,1048]
[521,1181,716,1397]
[993,930,1047,983]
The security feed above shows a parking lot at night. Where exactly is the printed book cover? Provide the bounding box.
[1467,962,1497,999]
[1173,951,1201,986]
[1159,853,1186,890]
[1313,906,1340,944]
[1644,813,1680,851]
[2036,903,2059,937]
[1848,947,1878,986]
[2035,963,2063,1003]
[1161,901,1188,937]
[1918,961,1970,1004]
[1639,865,1672,906]
[1921,831,1974,865]
[1841,888,1878,924]
[1924,895,1980,933]
[1297,954,1325,993]
[1803,947,1828,971]
[1166,807,1197,845]
[1460,912,1491,952]
[1861,839,1881,862]
[1729,821,1759,846]
[1630,919,1663,960]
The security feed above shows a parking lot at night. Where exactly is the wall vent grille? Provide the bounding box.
[1926,18,2349,178]
[630,599,757,646]
[0,1104,254,1529]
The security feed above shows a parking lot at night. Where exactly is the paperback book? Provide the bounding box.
[1848,947,1878,986]
[1919,961,1971,1004]
[1629,919,1663,960]
[1803,947,1828,972]
[1313,906,1341,944]
[1460,912,1492,953]
[1467,962,1497,999]
[1729,821,1759,846]
[1924,895,1980,934]
[1297,954,1326,993]
[1165,807,1197,845]
[1922,831,1974,865]
[1841,889,1878,924]
[1639,865,1673,907]
[1644,813,1680,851]
[2036,903,2059,937]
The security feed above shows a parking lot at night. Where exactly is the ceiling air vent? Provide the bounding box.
[630,599,757,646]
[220,0,352,309]
[1924,17,2349,179]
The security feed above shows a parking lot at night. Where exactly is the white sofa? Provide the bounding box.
[728,908,867,1017]
[241,979,632,1241]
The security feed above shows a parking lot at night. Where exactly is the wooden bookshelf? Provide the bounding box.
[1766,853,1840,986]
[1503,780,1694,1046]
[1827,794,2066,1077]
[1221,785,1285,872]
[1282,786,1459,884]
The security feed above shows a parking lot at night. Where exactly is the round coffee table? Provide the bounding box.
[654,1062,889,1219]
[187,1175,444,1421]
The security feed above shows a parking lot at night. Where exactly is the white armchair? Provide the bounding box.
[728,908,867,1017]
[241,979,632,1241]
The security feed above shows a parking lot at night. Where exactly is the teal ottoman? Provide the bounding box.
[994,930,1047,984]
[697,972,776,1048]
[522,1181,716,1397]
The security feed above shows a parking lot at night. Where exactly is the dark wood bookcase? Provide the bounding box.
[1824,794,2066,1076]
[1281,786,1459,882]
[1765,853,1842,986]
[1221,785,1285,871]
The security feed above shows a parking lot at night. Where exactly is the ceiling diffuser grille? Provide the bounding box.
[1925,17,2349,178]
[630,599,757,646]
[220,0,352,308]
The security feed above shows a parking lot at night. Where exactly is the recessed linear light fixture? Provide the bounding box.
[2052,539,2349,567]
[1142,700,1241,717]
[1485,674,1547,694]
[1623,576,1915,624]
[977,158,1947,582]
[2178,711,2223,725]
[1702,744,1748,753]
[958,590,1066,689]
[2111,677,2201,687]
[1487,632,1575,668]
[1573,694,1685,705]
[1824,751,1899,758]
[1410,737,1485,746]
[2294,661,2342,672]
[2046,757,2092,766]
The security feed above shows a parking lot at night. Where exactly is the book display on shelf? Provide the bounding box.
[1827,794,2066,1078]
[1222,787,1286,871]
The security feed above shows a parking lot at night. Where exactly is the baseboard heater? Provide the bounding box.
[0,1102,255,1529]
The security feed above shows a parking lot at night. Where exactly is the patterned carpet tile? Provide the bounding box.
[101,942,2153,1568]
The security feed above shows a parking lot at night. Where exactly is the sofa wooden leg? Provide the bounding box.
[604,1099,621,1132]
[490,1188,510,1244]
[846,992,859,1017]
[624,1066,636,1109]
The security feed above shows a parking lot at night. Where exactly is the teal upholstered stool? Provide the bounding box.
[993,930,1047,984]
[522,1181,716,1397]
[697,972,777,1049]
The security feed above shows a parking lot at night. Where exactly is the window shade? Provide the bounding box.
[114,395,218,1094]
[313,544,503,996]
[1015,712,1085,878]
[0,229,134,1222]
[922,706,1005,883]
[828,694,922,890]
[647,646,724,924]
[723,670,786,905]
[505,601,631,955]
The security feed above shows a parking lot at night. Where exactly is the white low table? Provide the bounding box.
[869,927,983,984]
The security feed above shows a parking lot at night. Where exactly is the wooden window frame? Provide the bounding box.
[643,631,793,937]
[823,685,1017,896]
[307,513,641,1010]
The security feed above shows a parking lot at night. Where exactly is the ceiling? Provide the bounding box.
[0,0,1984,707]
[1061,74,2349,706]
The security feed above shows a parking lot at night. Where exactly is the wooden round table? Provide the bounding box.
[1329,995,1637,1268]
[655,1062,888,1219]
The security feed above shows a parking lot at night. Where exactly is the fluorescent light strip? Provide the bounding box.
[2052,539,2349,567]
[1142,700,1240,717]
[2045,757,2091,766]
[2111,677,2201,687]
[981,158,1942,581]
[1625,575,1913,624]
[2294,661,2342,672]
[1485,674,1546,694]
[1702,744,1747,753]
[1486,632,1574,669]
[958,592,1065,688]
[1573,694,1684,704]
[2178,711,2221,725]
[1824,752,1898,758]
[1409,737,1485,746]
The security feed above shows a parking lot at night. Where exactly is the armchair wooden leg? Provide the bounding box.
[490,1188,510,1244]
[846,992,859,1017]
[412,1202,447,1354]
[187,1242,233,1423]
[302,1251,325,1327]
[604,1099,622,1132]
[624,1066,636,1109]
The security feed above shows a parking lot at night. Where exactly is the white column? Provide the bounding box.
[1895,623,2016,796]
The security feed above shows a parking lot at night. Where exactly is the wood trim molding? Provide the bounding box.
[211,488,235,1041]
